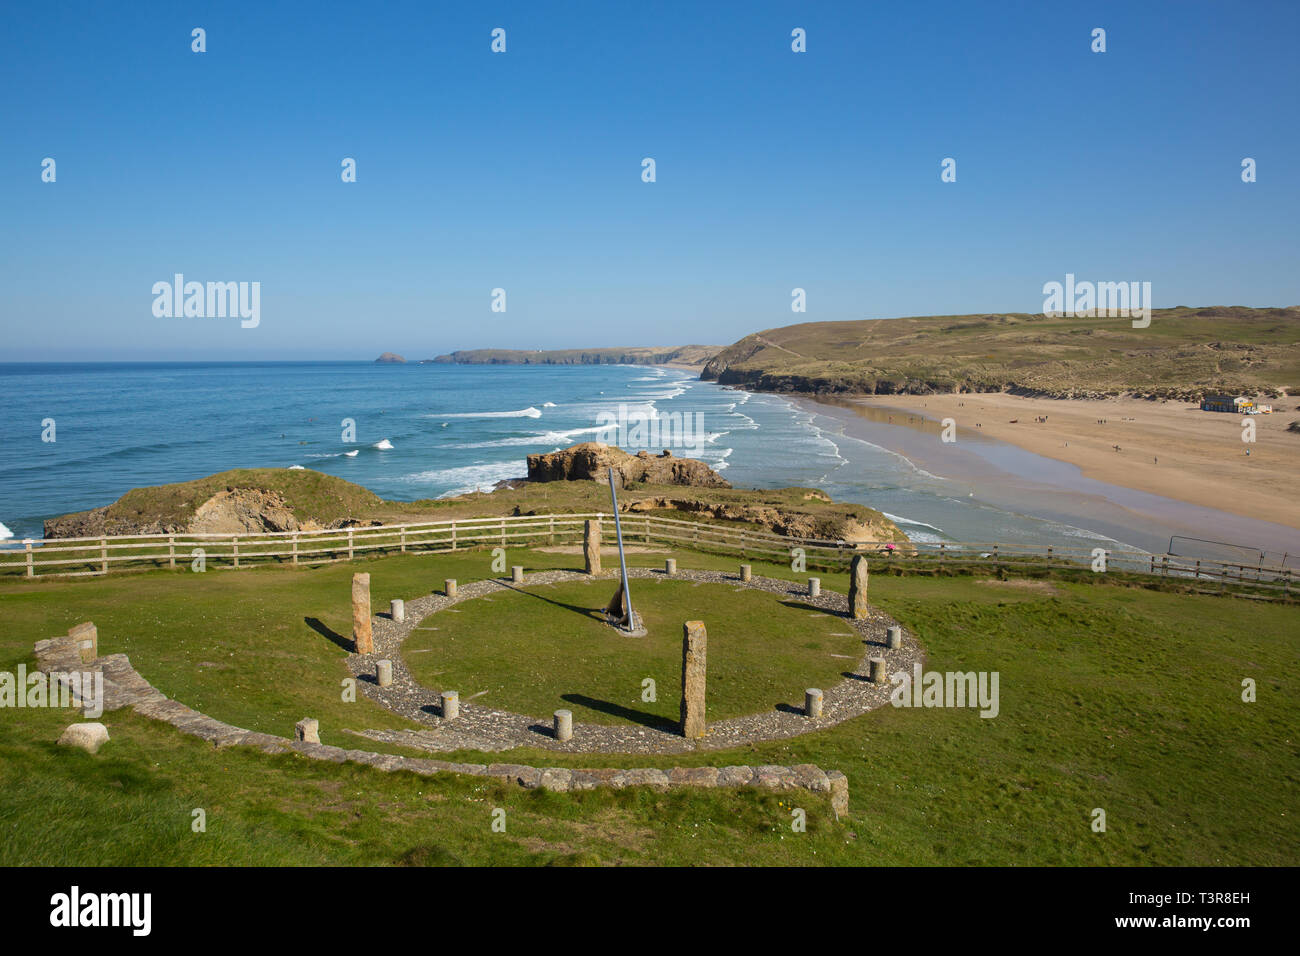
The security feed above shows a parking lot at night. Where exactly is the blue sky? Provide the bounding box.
[2,0,1297,360]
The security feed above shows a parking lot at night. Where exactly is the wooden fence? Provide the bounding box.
[2,511,1294,599]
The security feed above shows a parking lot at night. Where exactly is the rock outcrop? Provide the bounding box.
[527,443,731,489]
[621,495,903,544]
[375,352,407,364]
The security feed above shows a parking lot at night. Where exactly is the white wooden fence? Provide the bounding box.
[3,511,1294,598]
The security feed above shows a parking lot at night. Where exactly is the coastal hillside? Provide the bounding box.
[43,457,907,545]
[434,345,719,367]
[702,307,1300,400]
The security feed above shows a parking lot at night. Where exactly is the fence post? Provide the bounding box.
[500,518,506,548]
[549,516,555,546]
[292,533,299,566]
[400,526,407,553]
[992,543,999,571]
[168,534,176,569]
[1149,555,1155,574]
[740,530,747,559]
[347,528,354,561]
[24,539,33,578]
[100,538,108,574]
[1046,545,1052,563]
[451,521,457,552]
[939,542,946,565]
[233,537,240,568]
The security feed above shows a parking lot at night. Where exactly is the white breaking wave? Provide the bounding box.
[436,407,543,419]
[881,512,946,534]
[455,425,615,449]
[542,402,557,407]
[0,521,12,541]
[397,461,528,497]
[344,450,359,457]
[372,439,394,450]
[288,464,305,470]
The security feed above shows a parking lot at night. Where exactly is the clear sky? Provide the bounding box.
[2,0,1297,360]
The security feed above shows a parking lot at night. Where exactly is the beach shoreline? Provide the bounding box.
[776,389,1300,557]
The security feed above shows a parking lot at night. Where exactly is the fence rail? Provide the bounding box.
[2,512,1293,599]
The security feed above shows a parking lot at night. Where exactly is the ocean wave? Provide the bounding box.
[344,450,359,457]
[542,402,557,407]
[455,425,614,449]
[435,407,543,419]
[288,464,305,470]
[397,461,527,497]
[372,439,394,450]
[881,512,946,534]
[0,521,12,541]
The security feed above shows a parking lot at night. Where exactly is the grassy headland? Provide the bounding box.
[702,307,1300,400]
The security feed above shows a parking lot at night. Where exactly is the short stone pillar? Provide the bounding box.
[665,558,677,576]
[849,555,869,620]
[554,709,573,742]
[445,578,457,598]
[376,660,393,687]
[441,690,460,720]
[511,565,524,584]
[584,519,602,575]
[886,625,902,649]
[390,599,405,623]
[680,621,707,739]
[352,572,374,654]
[868,658,886,683]
[805,688,824,718]
[295,718,320,744]
[68,622,97,663]
[808,577,821,599]
[740,564,752,583]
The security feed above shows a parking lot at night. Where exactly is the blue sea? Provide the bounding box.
[3,360,1279,557]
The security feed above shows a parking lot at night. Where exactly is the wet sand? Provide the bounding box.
[791,394,1300,559]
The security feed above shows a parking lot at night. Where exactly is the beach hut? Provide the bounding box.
[1200,395,1238,413]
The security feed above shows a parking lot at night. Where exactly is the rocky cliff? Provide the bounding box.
[526,443,731,488]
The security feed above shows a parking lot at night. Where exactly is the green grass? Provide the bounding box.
[404,576,860,727]
[703,306,1300,399]
[1,547,1296,865]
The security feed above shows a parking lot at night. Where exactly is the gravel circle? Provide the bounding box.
[345,567,922,756]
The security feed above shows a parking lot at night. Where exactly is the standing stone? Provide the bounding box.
[295,718,320,744]
[584,520,602,575]
[808,578,820,599]
[390,599,405,623]
[352,573,373,654]
[376,660,393,687]
[849,555,869,619]
[665,558,677,576]
[828,770,850,818]
[868,658,886,683]
[441,690,459,720]
[554,709,573,742]
[68,622,97,663]
[511,565,524,584]
[739,564,752,583]
[805,688,824,718]
[886,625,902,649]
[680,621,707,739]
[445,578,457,598]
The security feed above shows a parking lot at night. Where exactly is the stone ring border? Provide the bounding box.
[347,567,923,756]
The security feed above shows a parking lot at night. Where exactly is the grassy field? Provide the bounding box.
[702,306,1300,399]
[0,546,1296,865]
[404,576,861,727]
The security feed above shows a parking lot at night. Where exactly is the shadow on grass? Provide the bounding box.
[496,582,608,623]
[560,693,678,732]
[305,616,353,652]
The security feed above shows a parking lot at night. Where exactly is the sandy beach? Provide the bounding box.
[849,393,1300,532]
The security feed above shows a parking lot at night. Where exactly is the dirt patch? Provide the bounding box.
[977,578,1062,596]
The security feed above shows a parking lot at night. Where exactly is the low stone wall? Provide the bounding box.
[32,635,849,816]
